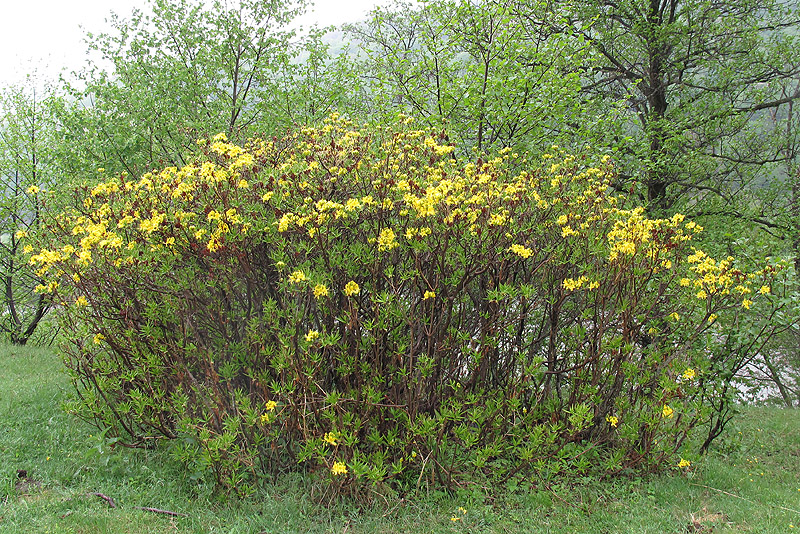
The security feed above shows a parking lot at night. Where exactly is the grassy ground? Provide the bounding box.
[1,344,799,533]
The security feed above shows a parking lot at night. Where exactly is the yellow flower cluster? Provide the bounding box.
[344,281,360,297]
[268,119,621,254]
[562,276,599,291]
[313,284,329,299]
[606,210,690,263]
[683,248,777,312]
[288,270,308,284]
[331,461,348,476]
[28,138,264,284]
[508,244,533,258]
[260,400,278,424]
[304,329,320,342]
[377,228,399,252]
[324,432,338,446]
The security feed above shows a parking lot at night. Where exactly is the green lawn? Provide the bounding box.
[1,343,799,533]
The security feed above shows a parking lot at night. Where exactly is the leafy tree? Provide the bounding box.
[535,0,800,216]
[272,28,368,126]
[0,83,61,344]
[62,0,308,175]
[345,0,618,154]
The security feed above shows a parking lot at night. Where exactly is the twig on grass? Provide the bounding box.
[87,492,187,517]
[690,483,800,515]
[88,492,117,508]
[134,506,189,517]
[545,484,577,509]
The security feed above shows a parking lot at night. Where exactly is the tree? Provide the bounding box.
[63,0,308,175]
[540,0,800,216]
[272,28,368,126]
[344,0,616,154]
[0,83,61,345]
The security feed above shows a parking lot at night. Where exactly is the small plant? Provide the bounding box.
[29,114,782,495]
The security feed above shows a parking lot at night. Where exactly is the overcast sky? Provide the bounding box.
[0,0,387,87]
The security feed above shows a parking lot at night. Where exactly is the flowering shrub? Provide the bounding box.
[30,115,781,495]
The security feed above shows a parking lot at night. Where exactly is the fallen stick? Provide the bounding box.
[87,492,187,517]
[133,506,188,517]
[88,492,117,508]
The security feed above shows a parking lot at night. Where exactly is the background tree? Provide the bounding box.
[0,82,62,344]
[344,0,621,154]
[62,0,308,175]
[536,0,800,218]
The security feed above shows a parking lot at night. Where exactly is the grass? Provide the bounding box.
[1,343,799,533]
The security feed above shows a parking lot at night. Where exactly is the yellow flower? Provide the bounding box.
[682,368,696,380]
[563,276,589,291]
[237,179,249,188]
[508,244,533,258]
[616,241,636,255]
[265,400,277,411]
[331,461,348,476]
[458,507,467,515]
[708,313,717,324]
[450,516,461,522]
[669,312,680,321]
[288,270,308,284]
[662,405,674,418]
[606,415,619,428]
[489,213,508,226]
[423,290,436,300]
[75,296,89,307]
[207,236,221,252]
[377,228,399,252]
[678,458,691,468]
[93,333,105,345]
[742,299,753,309]
[345,198,361,212]
[313,284,329,299]
[696,290,707,299]
[26,185,40,195]
[305,329,320,342]
[759,286,770,295]
[561,225,579,237]
[344,280,360,296]
[324,432,338,446]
